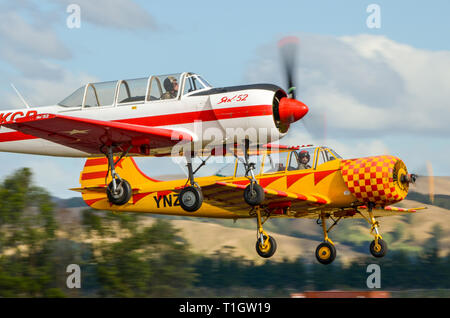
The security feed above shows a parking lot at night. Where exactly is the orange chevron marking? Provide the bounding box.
[312,195,327,204]
[233,180,250,186]
[85,197,104,206]
[286,172,311,188]
[157,190,172,198]
[314,170,338,185]
[133,192,155,204]
[259,176,282,187]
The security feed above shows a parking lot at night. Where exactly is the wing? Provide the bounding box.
[2,113,193,155]
[356,205,427,218]
[201,181,329,216]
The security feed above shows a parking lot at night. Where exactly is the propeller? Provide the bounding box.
[278,36,299,99]
[272,36,309,131]
[400,161,434,204]
[407,160,435,205]
[278,36,326,144]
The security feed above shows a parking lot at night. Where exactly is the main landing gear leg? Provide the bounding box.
[179,154,203,212]
[364,202,388,258]
[315,213,338,265]
[241,139,265,206]
[105,146,132,206]
[254,206,277,258]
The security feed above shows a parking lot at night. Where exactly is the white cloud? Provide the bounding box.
[245,33,450,138]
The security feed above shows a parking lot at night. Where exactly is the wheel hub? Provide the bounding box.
[318,246,331,259]
[182,191,196,207]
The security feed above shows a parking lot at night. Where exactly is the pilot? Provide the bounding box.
[161,76,179,99]
[298,150,311,169]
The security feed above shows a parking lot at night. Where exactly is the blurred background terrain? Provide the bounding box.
[0,168,449,297]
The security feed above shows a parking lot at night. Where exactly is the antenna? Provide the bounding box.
[10,83,30,109]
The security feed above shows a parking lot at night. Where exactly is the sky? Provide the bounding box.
[0,0,448,198]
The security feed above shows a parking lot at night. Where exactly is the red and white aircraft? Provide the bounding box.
[0,71,308,211]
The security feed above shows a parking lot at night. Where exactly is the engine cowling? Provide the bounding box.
[341,155,410,206]
[208,85,308,145]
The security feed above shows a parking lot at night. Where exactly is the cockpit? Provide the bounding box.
[58,72,212,108]
[214,146,342,178]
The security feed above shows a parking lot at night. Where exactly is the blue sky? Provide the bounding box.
[0,0,448,197]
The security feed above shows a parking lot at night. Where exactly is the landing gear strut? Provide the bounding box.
[241,139,265,206]
[104,146,132,206]
[254,206,277,258]
[364,203,388,258]
[179,154,204,212]
[315,213,340,265]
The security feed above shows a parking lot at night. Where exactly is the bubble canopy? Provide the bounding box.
[58,72,212,108]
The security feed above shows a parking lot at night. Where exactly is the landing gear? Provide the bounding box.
[361,202,388,258]
[107,179,132,205]
[241,139,265,206]
[315,213,340,265]
[256,235,277,258]
[254,206,276,258]
[315,242,336,265]
[370,238,388,258]
[244,183,265,206]
[179,154,204,212]
[179,186,203,212]
[104,146,132,206]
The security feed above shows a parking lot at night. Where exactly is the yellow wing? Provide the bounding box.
[201,181,329,216]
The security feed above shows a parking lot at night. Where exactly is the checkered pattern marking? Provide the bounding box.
[341,155,407,205]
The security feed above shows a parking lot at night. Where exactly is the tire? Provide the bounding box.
[179,186,203,212]
[106,179,132,206]
[315,242,336,265]
[370,239,388,258]
[244,184,265,206]
[256,235,277,258]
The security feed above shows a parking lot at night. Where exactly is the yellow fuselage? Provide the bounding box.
[79,157,353,219]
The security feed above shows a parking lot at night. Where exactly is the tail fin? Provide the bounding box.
[76,156,160,190]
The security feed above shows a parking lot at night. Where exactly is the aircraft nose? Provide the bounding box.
[278,97,309,125]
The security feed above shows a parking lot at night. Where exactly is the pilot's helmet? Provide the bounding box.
[164,76,177,92]
[299,150,310,159]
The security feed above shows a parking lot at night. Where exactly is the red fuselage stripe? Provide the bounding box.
[0,104,273,143]
[116,105,272,125]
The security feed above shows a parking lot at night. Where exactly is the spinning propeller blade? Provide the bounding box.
[278,36,299,99]
[410,160,435,205]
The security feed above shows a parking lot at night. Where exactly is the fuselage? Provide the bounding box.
[78,154,351,219]
[0,72,308,157]
[77,146,412,219]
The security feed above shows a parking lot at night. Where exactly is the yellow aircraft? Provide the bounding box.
[73,145,424,264]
